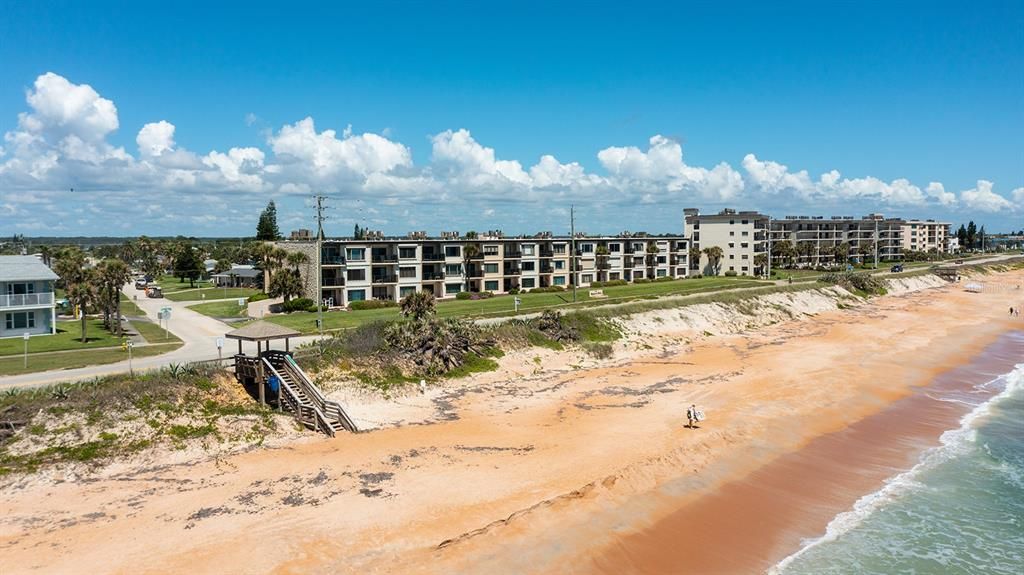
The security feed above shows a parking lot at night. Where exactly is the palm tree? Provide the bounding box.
[400,290,435,321]
[462,244,479,293]
[702,246,724,275]
[835,242,850,265]
[688,246,701,271]
[286,251,309,272]
[53,247,87,289]
[97,259,132,335]
[754,253,768,277]
[67,273,96,343]
[39,245,53,268]
[251,242,277,292]
[268,269,304,303]
[773,240,796,268]
[796,241,815,267]
[645,243,660,279]
[119,240,137,267]
[595,245,610,281]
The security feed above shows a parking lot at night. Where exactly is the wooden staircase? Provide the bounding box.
[262,351,358,436]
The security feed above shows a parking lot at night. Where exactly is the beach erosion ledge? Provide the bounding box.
[1,267,1023,575]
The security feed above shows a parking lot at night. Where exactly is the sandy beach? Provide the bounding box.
[1,270,1022,574]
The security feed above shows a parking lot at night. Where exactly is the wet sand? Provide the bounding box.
[1,272,1022,575]
[586,330,1024,575]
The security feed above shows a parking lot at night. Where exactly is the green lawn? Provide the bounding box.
[153,277,214,293]
[0,342,182,376]
[187,300,250,320]
[119,293,145,316]
[164,287,259,302]
[129,318,182,344]
[264,277,772,334]
[0,319,122,357]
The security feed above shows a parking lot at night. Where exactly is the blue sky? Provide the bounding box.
[0,0,1021,237]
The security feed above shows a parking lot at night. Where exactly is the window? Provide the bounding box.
[741,266,749,272]
[5,312,35,330]
[553,276,566,286]
[580,243,594,253]
[346,248,365,261]
[729,266,735,271]
[445,283,462,294]
[729,254,735,259]
[485,280,499,291]
[657,269,667,277]
[521,261,535,271]
[553,245,567,254]
[741,243,748,248]
[728,243,735,248]
[582,274,593,283]
[346,269,366,281]
[445,264,462,275]
[348,289,366,302]
[729,220,735,225]
[554,260,565,270]
[399,247,417,259]
[742,231,749,236]
[445,246,461,257]
[400,286,416,297]
[6,283,35,295]
[609,243,621,252]
[742,254,749,260]
[399,267,417,278]
[741,219,748,225]
[632,243,644,252]
[522,245,535,256]
[522,278,535,288]
[484,245,499,256]
[657,256,666,264]
[610,272,620,280]
[729,231,735,236]
[484,263,499,274]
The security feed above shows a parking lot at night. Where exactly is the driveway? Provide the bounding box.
[0,284,322,390]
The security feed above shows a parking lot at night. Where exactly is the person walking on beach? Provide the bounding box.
[686,404,697,429]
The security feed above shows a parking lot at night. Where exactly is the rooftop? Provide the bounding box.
[0,255,60,282]
[225,320,301,342]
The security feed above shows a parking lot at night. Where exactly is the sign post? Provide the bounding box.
[514,296,521,313]
[216,337,224,363]
[128,340,134,376]
[23,332,29,369]
[160,307,172,340]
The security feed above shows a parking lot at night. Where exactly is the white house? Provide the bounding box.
[0,256,59,338]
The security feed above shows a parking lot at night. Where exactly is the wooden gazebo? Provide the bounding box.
[225,321,302,405]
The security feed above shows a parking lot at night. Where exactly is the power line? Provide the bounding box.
[314,194,328,352]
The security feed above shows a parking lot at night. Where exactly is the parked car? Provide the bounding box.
[134,278,148,289]
[145,286,163,298]
[890,264,903,273]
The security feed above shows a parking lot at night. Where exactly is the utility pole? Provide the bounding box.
[766,215,772,279]
[570,204,577,303]
[314,195,327,354]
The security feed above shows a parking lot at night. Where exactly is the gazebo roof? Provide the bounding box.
[225,320,301,342]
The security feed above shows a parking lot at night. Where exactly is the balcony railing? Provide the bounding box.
[371,255,398,263]
[422,272,445,281]
[321,255,346,265]
[540,266,554,273]
[504,268,522,275]
[322,277,345,287]
[422,253,446,261]
[0,292,54,308]
[539,250,554,258]
[504,251,523,258]
[372,275,398,284]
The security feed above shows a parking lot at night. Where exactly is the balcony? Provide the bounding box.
[0,292,54,308]
[539,250,554,258]
[504,268,522,275]
[422,253,446,261]
[371,255,398,263]
[422,272,445,281]
[540,266,554,273]
[371,275,398,284]
[504,251,523,258]
[321,255,346,265]
[322,277,345,287]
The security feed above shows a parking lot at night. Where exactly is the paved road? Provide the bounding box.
[0,284,322,390]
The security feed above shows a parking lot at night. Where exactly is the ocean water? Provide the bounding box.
[772,360,1024,575]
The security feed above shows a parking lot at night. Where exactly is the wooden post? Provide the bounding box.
[285,337,290,352]
[237,339,242,356]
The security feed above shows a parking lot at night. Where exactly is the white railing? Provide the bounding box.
[0,292,54,308]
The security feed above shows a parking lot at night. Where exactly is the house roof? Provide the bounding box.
[0,256,60,282]
[211,265,261,279]
[225,320,301,341]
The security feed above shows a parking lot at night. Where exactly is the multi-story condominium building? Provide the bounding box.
[770,214,905,267]
[900,219,950,254]
[278,232,688,307]
[0,256,58,338]
[683,208,769,276]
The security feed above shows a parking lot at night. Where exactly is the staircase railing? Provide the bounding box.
[283,354,359,433]
[261,357,338,437]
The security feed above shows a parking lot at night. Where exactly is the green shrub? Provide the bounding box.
[654,276,675,282]
[349,299,398,310]
[528,286,565,293]
[633,278,651,284]
[724,270,738,277]
[455,292,472,300]
[248,292,269,302]
[582,341,614,359]
[591,279,627,288]
[282,297,316,313]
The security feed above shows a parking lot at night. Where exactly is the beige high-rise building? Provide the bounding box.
[683,208,770,276]
[900,220,950,254]
[770,214,905,266]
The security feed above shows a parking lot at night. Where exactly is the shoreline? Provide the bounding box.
[584,329,1024,575]
[0,271,1022,574]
